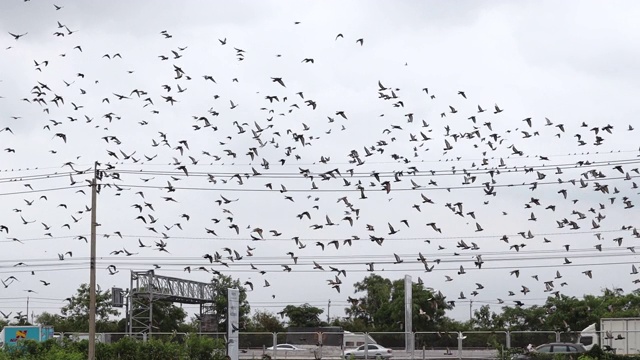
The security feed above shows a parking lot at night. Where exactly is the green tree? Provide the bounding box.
[52,283,120,332]
[346,274,392,329]
[329,317,368,332]
[279,304,324,327]
[246,310,285,332]
[211,275,250,331]
[346,275,452,331]
[497,304,548,331]
[35,312,72,332]
[389,278,452,331]
[492,287,640,333]
[471,305,504,330]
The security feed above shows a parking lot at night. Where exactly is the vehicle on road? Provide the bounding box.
[266,344,306,351]
[578,317,640,354]
[512,342,586,359]
[343,331,377,348]
[344,344,393,359]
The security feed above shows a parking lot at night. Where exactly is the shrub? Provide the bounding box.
[0,334,227,360]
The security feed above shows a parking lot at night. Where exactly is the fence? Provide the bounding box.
[50,328,640,359]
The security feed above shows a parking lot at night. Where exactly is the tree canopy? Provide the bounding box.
[469,288,640,333]
[210,274,251,331]
[345,274,452,332]
[279,303,325,327]
[246,310,285,332]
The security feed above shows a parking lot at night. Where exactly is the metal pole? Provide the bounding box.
[128,276,134,336]
[404,275,413,352]
[88,162,99,360]
[149,270,154,340]
[364,332,369,360]
[26,297,29,323]
[273,332,278,360]
[327,300,331,323]
[125,289,129,336]
[469,300,473,321]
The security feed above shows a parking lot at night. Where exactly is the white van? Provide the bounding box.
[343,331,377,348]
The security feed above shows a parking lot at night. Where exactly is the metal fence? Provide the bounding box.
[51,329,640,360]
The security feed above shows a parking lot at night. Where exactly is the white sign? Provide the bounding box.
[228,288,240,360]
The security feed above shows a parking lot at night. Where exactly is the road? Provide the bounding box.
[239,348,501,360]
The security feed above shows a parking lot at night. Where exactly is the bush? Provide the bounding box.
[0,334,227,360]
[498,344,640,360]
[185,334,226,360]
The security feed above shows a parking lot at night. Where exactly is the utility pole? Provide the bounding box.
[26,297,29,322]
[88,162,99,360]
[327,299,331,323]
[469,300,473,321]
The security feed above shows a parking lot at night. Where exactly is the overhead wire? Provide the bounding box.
[98,147,640,168]
[0,146,638,173]
[104,156,640,178]
[96,228,632,242]
[0,185,88,197]
[0,258,635,274]
[97,172,639,193]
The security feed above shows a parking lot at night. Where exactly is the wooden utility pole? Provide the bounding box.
[88,162,99,360]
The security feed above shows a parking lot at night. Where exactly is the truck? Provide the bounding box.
[0,325,54,348]
[68,333,111,344]
[579,318,640,355]
[343,331,377,348]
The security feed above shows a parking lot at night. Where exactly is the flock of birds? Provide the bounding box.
[0,1,639,326]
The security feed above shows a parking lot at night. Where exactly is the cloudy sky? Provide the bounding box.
[1,0,640,329]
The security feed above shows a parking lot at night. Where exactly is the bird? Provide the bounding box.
[8,32,28,40]
[271,77,286,87]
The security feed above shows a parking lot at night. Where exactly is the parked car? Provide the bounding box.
[266,344,306,351]
[512,342,587,359]
[344,344,393,359]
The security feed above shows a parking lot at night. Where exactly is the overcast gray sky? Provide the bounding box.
[1,0,640,328]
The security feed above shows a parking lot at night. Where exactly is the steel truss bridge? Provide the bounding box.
[126,270,217,337]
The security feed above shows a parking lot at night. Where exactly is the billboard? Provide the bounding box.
[2,326,41,347]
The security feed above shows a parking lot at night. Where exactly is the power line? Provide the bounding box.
[0,185,87,197]
[99,171,638,193]
[0,170,87,184]
[0,259,629,275]
[0,235,89,244]
[0,244,618,261]
[97,148,640,168]
[99,228,631,242]
[0,147,638,173]
[0,242,633,265]
[105,156,640,178]
[0,257,634,275]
